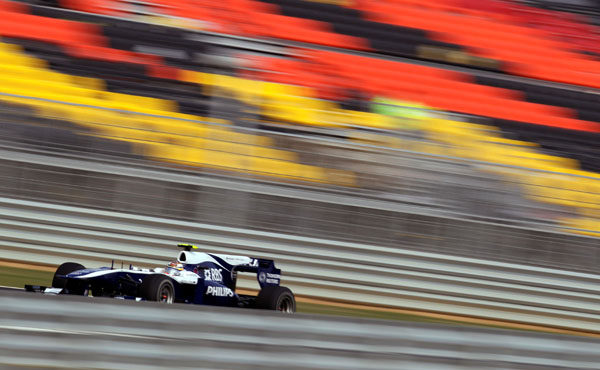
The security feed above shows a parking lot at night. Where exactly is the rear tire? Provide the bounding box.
[256,286,295,313]
[52,262,85,289]
[139,275,175,303]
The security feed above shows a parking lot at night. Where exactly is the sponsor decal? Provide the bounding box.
[259,272,280,284]
[265,273,280,284]
[249,258,259,267]
[203,268,223,282]
[224,256,249,264]
[206,285,234,297]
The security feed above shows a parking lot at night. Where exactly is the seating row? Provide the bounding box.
[249,50,600,133]
[50,0,600,87]
[0,39,353,185]
[7,0,600,234]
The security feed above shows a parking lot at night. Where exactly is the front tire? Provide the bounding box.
[139,275,175,303]
[52,262,85,289]
[256,286,296,313]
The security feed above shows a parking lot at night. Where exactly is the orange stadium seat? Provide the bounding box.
[353,0,600,87]
[50,0,600,88]
[4,0,600,234]
[0,1,182,80]
[249,49,600,132]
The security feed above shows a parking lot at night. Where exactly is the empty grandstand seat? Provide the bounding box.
[0,36,353,185]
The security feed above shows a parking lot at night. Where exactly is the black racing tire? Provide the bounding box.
[256,286,296,313]
[52,262,85,289]
[139,275,175,303]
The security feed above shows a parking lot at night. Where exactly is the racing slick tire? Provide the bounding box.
[52,262,85,289]
[256,286,296,313]
[139,275,175,303]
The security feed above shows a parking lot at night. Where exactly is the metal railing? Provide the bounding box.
[2,93,600,268]
[2,197,600,332]
[1,289,600,369]
[1,142,599,272]
[0,93,583,221]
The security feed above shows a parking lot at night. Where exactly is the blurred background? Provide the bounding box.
[1,0,600,261]
[2,0,600,367]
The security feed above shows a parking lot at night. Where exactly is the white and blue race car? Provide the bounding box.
[27,244,295,312]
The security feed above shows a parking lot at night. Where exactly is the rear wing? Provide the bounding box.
[234,259,282,287]
[178,243,282,287]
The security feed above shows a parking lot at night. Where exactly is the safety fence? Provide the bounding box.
[2,87,594,223]
[2,196,600,333]
[2,142,600,273]
[1,289,599,369]
[0,90,526,204]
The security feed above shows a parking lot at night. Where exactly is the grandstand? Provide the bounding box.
[2,0,600,237]
[0,2,357,184]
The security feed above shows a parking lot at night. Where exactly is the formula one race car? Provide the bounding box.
[26,244,295,312]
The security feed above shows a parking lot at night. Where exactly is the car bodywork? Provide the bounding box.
[29,244,292,310]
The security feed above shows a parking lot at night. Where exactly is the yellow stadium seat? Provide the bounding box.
[0,65,71,84]
[560,217,600,236]
[102,91,178,112]
[0,51,46,68]
[0,41,352,186]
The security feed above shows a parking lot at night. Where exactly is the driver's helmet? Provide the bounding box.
[167,261,184,271]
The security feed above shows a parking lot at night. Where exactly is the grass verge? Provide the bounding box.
[297,301,466,324]
[0,265,53,288]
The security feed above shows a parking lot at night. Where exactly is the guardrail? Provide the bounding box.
[3,145,600,274]
[0,89,582,222]
[1,289,599,369]
[0,91,522,198]
[5,94,600,272]
[2,197,600,332]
